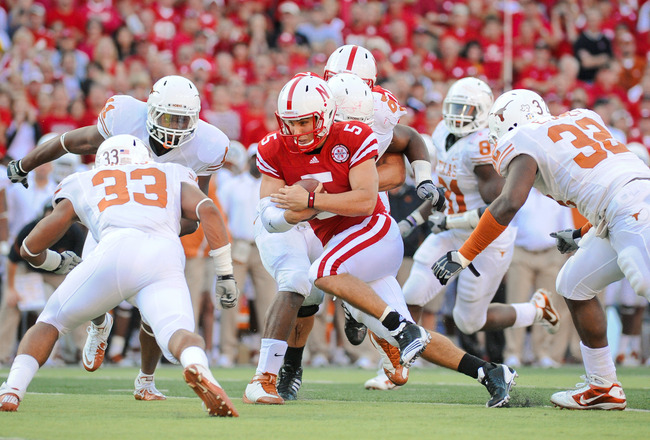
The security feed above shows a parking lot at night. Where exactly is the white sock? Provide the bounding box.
[511,303,537,328]
[108,335,125,359]
[5,354,40,400]
[256,338,288,376]
[180,346,219,385]
[628,335,641,354]
[580,341,617,383]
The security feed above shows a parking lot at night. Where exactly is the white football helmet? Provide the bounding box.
[323,45,377,88]
[626,142,650,166]
[443,77,493,136]
[146,75,201,149]
[53,154,82,184]
[95,134,152,167]
[276,75,336,153]
[327,73,374,126]
[488,89,550,144]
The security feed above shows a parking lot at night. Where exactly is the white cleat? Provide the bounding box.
[183,364,239,417]
[82,313,113,372]
[531,289,560,334]
[550,374,626,410]
[364,371,398,390]
[243,373,284,405]
[134,373,167,401]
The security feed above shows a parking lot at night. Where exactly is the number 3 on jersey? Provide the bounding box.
[92,168,167,212]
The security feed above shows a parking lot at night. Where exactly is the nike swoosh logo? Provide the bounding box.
[579,393,604,405]
[273,353,283,357]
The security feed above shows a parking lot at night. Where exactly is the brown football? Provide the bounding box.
[295,179,322,192]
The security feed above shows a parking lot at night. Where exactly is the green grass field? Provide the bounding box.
[1,364,649,440]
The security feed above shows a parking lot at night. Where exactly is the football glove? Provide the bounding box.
[416,179,436,200]
[550,228,581,254]
[429,211,447,234]
[7,160,28,188]
[432,251,480,285]
[216,274,239,308]
[53,251,82,275]
[398,217,417,238]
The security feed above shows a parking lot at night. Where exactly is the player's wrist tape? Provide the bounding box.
[411,160,432,185]
[209,243,234,276]
[60,132,70,153]
[445,208,483,230]
[308,192,315,208]
[29,249,63,271]
[406,210,425,227]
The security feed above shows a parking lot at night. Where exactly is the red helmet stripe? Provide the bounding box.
[346,46,359,72]
[286,77,302,110]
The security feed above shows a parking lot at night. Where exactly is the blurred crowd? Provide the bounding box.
[0,0,649,369]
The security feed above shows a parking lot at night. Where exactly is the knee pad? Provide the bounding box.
[403,263,439,307]
[556,258,600,301]
[617,248,650,301]
[297,304,319,318]
[301,287,325,307]
[453,307,485,335]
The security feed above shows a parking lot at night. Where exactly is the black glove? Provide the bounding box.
[216,274,239,308]
[432,251,480,285]
[53,251,82,274]
[7,160,28,188]
[431,186,447,212]
[550,228,581,254]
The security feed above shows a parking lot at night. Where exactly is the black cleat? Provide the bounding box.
[478,364,518,408]
[277,364,303,401]
[342,303,367,345]
[391,322,431,367]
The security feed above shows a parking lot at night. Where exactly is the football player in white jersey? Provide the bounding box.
[373,78,560,390]
[6,75,232,400]
[433,89,650,410]
[0,135,238,416]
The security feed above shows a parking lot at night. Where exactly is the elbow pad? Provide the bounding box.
[258,197,293,233]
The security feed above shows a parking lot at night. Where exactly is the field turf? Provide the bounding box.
[0,364,648,440]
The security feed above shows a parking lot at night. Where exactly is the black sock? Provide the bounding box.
[381,311,403,332]
[284,346,305,369]
[457,353,495,379]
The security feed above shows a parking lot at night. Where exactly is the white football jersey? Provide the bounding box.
[372,86,407,157]
[53,162,198,243]
[492,109,650,225]
[432,121,493,214]
[97,95,228,176]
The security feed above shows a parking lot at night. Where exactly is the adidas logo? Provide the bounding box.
[309,157,319,164]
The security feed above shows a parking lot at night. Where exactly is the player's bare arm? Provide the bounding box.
[261,173,318,227]
[474,164,505,204]
[483,154,537,226]
[376,152,406,191]
[273,159,378,217]
[178,175,211,236]
[21,126,105,172]
[180,181,229,250]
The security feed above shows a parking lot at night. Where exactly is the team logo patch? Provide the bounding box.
[331,144,349,163]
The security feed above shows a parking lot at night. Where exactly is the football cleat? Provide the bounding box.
[243,373,284,405]
[369,331,409,386]
[550,374,626,410]
[82,313,113,372]
[134,373,167,401]
[277,364,303,401]
[616,352,641,367]
[531,289,560,334]
[364,371,398,390]
[183,364,239,417]
[391,322,431,368]
[342,303,367,345]
[0,383,20,412]
[478,364,518,408]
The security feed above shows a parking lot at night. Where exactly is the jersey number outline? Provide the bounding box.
[547,116,627,169]
[92,168,168,212]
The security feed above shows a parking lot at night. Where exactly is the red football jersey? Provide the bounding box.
[257,121,385,244]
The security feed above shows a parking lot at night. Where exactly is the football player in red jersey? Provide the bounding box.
[243,75,518,409]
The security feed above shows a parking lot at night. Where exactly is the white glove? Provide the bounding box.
[398,217,417,238]
[53,251,82,274]
[215,274,239,308]
[429,212,447,234]
[550,229,581,254]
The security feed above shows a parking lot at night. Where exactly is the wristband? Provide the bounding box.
[407,210,425,227]
[29,249,62,271]
[209,243,234,276]
[60,132,70,153]
[195,197,212,220]
[308,192,315,209]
